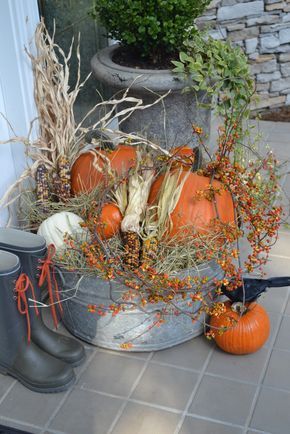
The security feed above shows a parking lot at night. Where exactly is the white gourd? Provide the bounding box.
[37,211,88,252]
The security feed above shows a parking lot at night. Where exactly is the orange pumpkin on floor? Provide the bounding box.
[148,171,235,238]
[210,301,270,354]
[96,203,122,239]
[71,145,137,195]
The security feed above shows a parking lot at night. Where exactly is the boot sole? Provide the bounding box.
[0,363,75,393]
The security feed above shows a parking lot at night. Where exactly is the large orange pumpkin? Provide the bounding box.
[71,145,137,195]
[170,145,201,171]
[148,171,235,238]
[96,203,122,239]
[210,301,270,354]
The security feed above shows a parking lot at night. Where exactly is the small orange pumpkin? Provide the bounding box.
[148,171,235,238]
[95,203,122,240]
[210,301,270,355]
[71,145,137,195]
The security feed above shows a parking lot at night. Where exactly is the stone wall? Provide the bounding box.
[198,0,290,110]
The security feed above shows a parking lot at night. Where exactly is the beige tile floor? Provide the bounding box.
[0,120,290,434]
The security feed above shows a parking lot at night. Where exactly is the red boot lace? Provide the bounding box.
[15,273,39,343]
[38,244,63,328]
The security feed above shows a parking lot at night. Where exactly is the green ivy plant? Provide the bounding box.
[172,34,254,119]
[91,0,211,64]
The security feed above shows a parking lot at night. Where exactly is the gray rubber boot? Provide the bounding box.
[0,228,85,367]
[0,250,75,393]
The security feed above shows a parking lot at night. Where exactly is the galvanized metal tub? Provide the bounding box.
[58,261,223,351]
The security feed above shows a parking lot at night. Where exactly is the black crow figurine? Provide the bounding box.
[221,276,290,303]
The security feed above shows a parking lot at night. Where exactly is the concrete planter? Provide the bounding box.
[59,261,223,352]
[91,44,211,149]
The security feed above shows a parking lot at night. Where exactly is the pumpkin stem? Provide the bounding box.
[231,302,248,315]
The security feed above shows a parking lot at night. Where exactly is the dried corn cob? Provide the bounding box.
[141,236,158,268]
[35,163,49,205]
[58,155,71,201]
[52,174,61,200]
[122,230,141,269]
[121,149,155,270]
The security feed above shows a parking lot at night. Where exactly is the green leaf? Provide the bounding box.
[179,51,192,63]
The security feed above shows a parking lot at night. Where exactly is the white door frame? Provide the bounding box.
[0,0,39,226]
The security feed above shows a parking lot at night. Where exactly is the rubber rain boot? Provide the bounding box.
[0,250,75,393]
[0,228,85,367]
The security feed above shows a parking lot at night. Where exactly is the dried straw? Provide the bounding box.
[0,20,172,222]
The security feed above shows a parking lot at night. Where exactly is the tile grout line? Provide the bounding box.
[142,358,202,373]
[185,414,271,433]
[41,428,67,434]
[185,412,245,429]
[39,349,97,434]
[0,414,43,432]
[41,431,62,434]
[268,253,290,260]
[173,346,215,434]
[185,414,273,433]
[0,380,16,406]
[258,382,290,395]
[106,351,154,434]
[203,371,264,387]
[246,428,272,434]
[96,348,149,361]
[78,385,128,400]
[124,397,182,415]
[242,288,290,434]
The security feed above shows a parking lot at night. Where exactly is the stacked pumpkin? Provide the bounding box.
[39,144,234,249]
[72,144,235,263]
[71,145,137,195]
[38,145,136,250]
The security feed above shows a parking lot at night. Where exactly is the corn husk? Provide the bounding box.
[145,169,190,240]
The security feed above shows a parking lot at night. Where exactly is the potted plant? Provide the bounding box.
[2,22,282,352]
[90,0,213,148]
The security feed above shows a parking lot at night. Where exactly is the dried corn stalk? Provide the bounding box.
[121,149,155,269]
[0,20,171,223]
[25,20,88,169]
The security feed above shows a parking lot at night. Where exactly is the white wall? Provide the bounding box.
[0,0,39,226]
